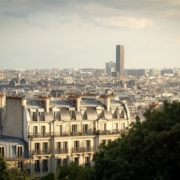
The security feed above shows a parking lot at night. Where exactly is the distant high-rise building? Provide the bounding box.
[116,45,124,77]
[105,61,116,76]
[150,68,161,77]
[124,69,147,78]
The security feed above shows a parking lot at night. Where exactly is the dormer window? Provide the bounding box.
[39,112,45,121]
[120,111,124,118]
[32,112,37,121]
[54,111,60,120]
[17,146,23,157]
[70,110,76,120]
[0,146,5,157]
[112,110,117,119]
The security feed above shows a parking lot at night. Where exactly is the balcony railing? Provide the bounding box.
[28,129,128,138]
[28,133,51,138]
[53,131,94,137]
[55,148,68,154]
[72,147,94,153]
[32,149,50,155]
[94,129,128,135]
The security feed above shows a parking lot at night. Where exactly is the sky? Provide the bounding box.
[0,0,180,69]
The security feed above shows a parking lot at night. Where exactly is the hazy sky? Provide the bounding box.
[0,0,180,69]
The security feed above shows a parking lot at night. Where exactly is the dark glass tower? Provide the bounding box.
[116,45,124,77]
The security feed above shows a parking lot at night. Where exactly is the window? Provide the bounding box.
[63,142,68,149]
[41,126,46,136]
[57,142,61,149]
[85,157,90,164]
[54,111,60,120]
[74,157,79,165]
[39,112,45,121]
[43,142,48,154]
[74,141,79,148]
[34,143,40,155]
[18,162,23,170]
[42,159,48,172]
[112,110,117,119]
[121,123,125,131]
[17,146,23,157]
[58,125,62,136]
[83,124,88,133]
[114,123,118,131]
[32,112,37,121]
[70,110,76,120]
[102,123,106,131]
[57,159,61,169]
[72,125,77,134]
[86,140,90,148]
[85,140,91,152]
[120,111,124,118]
[33,126,38,136]
[73,141,79,152]
[34,160,40,172]
[0,147,5,157]
[63,142,68,153]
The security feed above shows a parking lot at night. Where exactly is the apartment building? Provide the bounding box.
[0,94,130,178]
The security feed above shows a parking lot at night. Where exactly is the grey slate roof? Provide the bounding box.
[86,107,97,120]
[50,100,74,108]
[80,100,104,107]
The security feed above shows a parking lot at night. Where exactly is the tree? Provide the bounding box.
[57,162,94,180]
[93,101,180,180]
[40,172,56,180]
[0,154,30,180]
[0,153,7,179]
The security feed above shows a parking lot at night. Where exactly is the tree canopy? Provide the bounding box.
[93,101,180,180]
[57,162,94,180]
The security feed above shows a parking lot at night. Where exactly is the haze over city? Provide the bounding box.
[0,0,180,69]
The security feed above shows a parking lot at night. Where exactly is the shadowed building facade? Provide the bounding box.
[116,45,124,77]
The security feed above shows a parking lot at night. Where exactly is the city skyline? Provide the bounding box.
[0,0,180,69]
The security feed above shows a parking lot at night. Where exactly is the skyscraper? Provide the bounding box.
[105,61,116,76]
[116,45,124,77]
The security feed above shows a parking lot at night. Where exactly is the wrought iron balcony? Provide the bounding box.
[32,149,50,155]
[55,148,68,154]
[83,147,94,152]
[53,131,94,137]
[28,133,51,138]
[94,129,128,135]
[72,147,94,153]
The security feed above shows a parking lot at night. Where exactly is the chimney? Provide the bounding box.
[105,96,110,111]
[22,98,26,106]
[76,97,81,112]
[45,99,49,113]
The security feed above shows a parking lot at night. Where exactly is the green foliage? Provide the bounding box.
[0,154,7,180]
[57,162,94,180]
[0,154,30,180]
[1,168,30,180]
[40,172,57,180]
[93,101,180,180]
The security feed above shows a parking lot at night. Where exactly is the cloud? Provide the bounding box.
[3,10,32,18]
[94,16,152,29]
[24,19,46,28]
[59,19,72,23]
